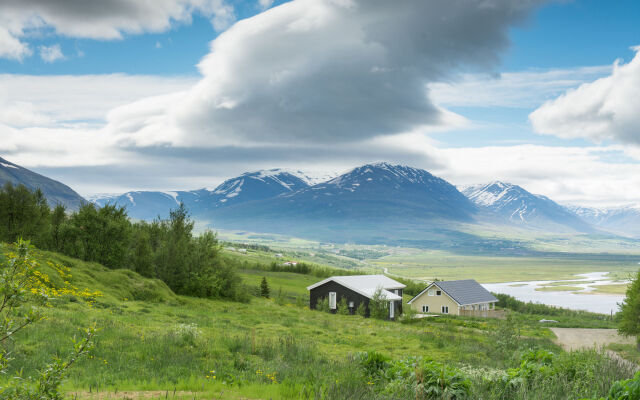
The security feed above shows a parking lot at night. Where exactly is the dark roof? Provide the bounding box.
[435,280,498,305]
[407,279,498,305]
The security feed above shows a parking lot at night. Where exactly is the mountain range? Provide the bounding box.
[0,156,85,210]
[2,155,639,240]
[90,162,640,240]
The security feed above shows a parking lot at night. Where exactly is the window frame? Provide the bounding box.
[441,305,449,314]
[422,305,429,313]
[329,292,337,310]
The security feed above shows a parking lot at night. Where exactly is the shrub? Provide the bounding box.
[607,371,640,399]
[369,289,389,320]
[356,302,367,317]
[382,357,471,399]
[316,297,331,313]
[337,297,350,315]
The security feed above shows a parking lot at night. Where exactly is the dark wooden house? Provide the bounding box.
[306,275,405,319]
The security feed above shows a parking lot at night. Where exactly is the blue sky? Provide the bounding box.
[3,0,639,76]
[0,0,639,206]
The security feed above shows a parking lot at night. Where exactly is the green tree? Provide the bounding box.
[369,288,389,320]
[63,203,131,268]
[316,297,331,313]
[0,183,51,247]
[356,302,367,317]
[619,270,640,349]
[337,297,350,315]
[49,204,67,252]
[260,276,270,298]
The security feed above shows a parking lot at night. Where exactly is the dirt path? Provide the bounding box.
[550,328,634,351]
[551,327,639,372]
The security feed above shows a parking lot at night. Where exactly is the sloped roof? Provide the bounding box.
[306,275,404,301]
[407,279,498,305]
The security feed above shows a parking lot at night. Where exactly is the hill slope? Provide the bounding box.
[462,181,595,233]
[0,156,85,210]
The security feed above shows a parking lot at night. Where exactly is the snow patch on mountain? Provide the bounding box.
[0,162,18,169]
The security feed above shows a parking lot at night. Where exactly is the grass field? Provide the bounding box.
[2,243,635,399]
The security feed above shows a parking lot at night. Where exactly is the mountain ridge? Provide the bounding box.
[0,156,86,210]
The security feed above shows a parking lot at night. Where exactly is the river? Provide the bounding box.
[481,272,626,315]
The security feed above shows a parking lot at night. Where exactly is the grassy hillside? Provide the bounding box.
[1,243,634,399]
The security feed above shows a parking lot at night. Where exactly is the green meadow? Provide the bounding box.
[3,243,636,399]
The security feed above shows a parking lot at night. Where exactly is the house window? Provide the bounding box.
[329,292,336,310]
[349,301,354,308]
[442,306,449,314]
[422,305,429,313]
[389,302,394,319]
[436,290,442,296]
[428,289,435,296]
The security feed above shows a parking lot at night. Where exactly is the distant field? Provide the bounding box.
[369,250,640,283]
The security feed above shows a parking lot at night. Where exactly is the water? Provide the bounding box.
[481,272,627,315]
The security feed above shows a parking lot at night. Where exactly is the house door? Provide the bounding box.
[389,301,394,319]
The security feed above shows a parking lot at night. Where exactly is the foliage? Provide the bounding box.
[0,240,96,399]
[618,269,640,345]
[356,302,367,317]
[337,297,350,315]
[260,276,270,298]
[355,352,471,399]
[0,183,50,247]
[316,297,331,313]
[606,371,640,400]
[400,306,419,324]
[368,288,389,320]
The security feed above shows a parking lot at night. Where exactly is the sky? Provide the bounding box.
[0,0,639,207]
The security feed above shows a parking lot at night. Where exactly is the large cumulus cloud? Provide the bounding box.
[530,48,640,145]
[109,0,545,147]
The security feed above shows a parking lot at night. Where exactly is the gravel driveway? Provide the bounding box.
[550,328,634,351]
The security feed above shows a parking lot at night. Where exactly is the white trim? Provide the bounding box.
[408,282,460,306]
[329,292,337,310]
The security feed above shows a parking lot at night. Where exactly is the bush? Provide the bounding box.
[316,297,331,313]
[607,371,640,399]
[369,289,389,320]
[356,302,367,317]
[337,297,350,315]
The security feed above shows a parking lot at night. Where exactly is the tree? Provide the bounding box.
[0,183,51,247]
[369,288,389,320]
[356,302,367,317]
[260,277,270,298]
[337,297,350,315]
[63,203,131,268]
[618,270,640,349]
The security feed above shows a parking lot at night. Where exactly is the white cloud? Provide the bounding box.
[106,0,544,149]
[437,145,640,207]
[258,0,274,10]
[0,74,198,127]
[530,48,640,145]
[0,26,30,60]
[39,44,63,63]
[0,0,235,60]
[430,66,611,109]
